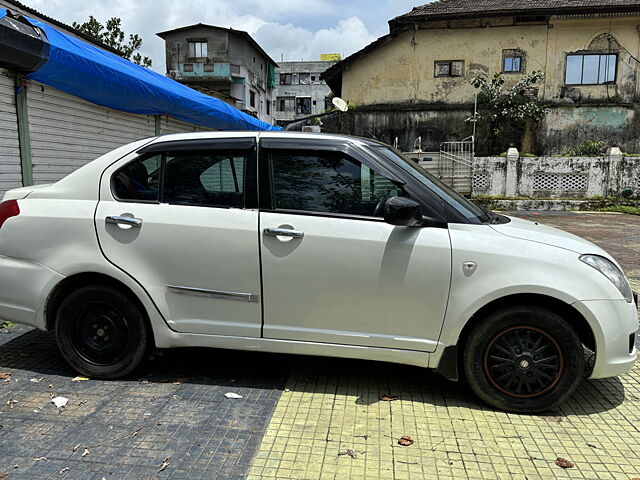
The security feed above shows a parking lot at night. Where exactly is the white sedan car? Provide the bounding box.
[0,132,636,412]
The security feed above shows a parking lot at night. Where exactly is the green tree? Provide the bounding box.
[72,16,152,68]
[467,71,547,154]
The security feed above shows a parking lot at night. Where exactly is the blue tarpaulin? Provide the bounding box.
[0,9,280,131]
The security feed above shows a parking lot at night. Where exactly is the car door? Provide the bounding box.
[259,140,452,352]
[95,137,262,337]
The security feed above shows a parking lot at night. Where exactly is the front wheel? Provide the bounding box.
[55,285,150,379]
[463,306,584,413]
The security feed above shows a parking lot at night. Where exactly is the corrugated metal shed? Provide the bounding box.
[0,69,21,197]
[27,81,157,184]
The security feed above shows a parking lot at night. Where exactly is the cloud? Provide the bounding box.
[21,0,385,70]
[254,17,375,62]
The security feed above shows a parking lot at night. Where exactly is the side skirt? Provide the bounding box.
[154,331,432,369]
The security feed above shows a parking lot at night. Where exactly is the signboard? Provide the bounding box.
[320,53,341,62]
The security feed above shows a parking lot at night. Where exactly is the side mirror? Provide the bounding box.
[383,196,423,227]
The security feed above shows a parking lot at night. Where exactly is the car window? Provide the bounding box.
[163,152,246,208]
[113,154,161,202]
[113,151,247,208]
[200,156,244,194]
[270,151,400,217]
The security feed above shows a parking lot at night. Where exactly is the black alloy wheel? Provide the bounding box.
[484,326,563,398]
[464,305,584,413]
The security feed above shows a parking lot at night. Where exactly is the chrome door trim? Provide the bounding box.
[263,227,304,238]
[167,285,259,302]
[106,215,143,227]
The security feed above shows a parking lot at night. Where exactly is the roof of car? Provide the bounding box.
[148,131,383,147]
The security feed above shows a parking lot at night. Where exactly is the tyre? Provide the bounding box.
[55,285,150,379]
[463,305,584,413]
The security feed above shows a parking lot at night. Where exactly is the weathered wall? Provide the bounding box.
[273,61,335,122]
[341,15,640,106]
[288,103,640,155]
[537,104,640,154]
[472,151,640,199]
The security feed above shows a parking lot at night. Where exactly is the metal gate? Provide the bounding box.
[439,136,474,195]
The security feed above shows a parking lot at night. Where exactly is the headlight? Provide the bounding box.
[580,254,633,303]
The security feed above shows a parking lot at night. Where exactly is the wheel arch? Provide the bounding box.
[45,272,154,342]
[438,292,596,381]
[459,293,596,352]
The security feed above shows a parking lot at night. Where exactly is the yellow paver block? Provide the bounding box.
[248,357,640,480]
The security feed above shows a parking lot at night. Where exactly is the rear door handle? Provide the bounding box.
[106,215,143,227]
[263,227,304,238]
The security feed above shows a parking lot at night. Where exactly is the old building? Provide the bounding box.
[157,24,278,124]
[322,0,640,155]
[272,60,337,124]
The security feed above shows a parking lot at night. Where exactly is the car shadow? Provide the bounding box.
[0,327,626,417]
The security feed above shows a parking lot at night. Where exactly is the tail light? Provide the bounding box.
[0,200,20,229]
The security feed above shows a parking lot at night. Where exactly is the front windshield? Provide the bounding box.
[368,145,490,224]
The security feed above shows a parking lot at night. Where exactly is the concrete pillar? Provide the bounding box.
[504,147,519,197]
[606,147,622,197]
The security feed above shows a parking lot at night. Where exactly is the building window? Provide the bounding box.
[503,56,522,73]
[277,97,295,111]
[434,60,464,77]
[267,100,271,116]
[324,97,333,111]
[565,54,617,85]
[188,41,207,58]
[250,91,256,108]
[279,73,292,85]
[183,63,194,72]
[311,75,316,81]
[296,97,312,115]
[204,64,214,72]
[298,73,311,85]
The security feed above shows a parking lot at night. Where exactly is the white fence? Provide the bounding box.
[472,148,640,199]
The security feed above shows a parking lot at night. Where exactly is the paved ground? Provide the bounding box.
[0,211,638,480]
[0,330,288,479]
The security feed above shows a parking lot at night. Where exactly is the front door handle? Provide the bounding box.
[263,227,304,238]
[106,215,143,228]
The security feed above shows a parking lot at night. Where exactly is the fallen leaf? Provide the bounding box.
[72,444,80,452]
[158,458,170,472]
[586,443,597,449]
[59,467,69,474]
[379,394,399,402]
[172,378,189,385]
[82,449,89,458]
[398,435,414,446]
[338,448,357,458]
[13,463,20,469]
[542,415,563,423]
[71,376,90,382]
[224,392,243,399]
[51,397,68,408]
[32,457,47,462]
[0,373,10,380]
[555,458,574,469]
[0,473,8,479]
[30,378,43,383]
[6,399,17,408]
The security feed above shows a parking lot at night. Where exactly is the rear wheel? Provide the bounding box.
[463,306,584,413]
[55,285,149,379]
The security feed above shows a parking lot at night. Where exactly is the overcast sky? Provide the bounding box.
[25,0,424,71]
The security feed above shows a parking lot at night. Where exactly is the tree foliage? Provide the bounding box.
[467,71,547,152]
[72,16,152,68]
